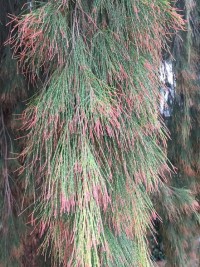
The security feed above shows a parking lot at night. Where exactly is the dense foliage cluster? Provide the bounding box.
[0,0,199,266]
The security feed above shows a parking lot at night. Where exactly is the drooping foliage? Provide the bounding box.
[0,0,199,267]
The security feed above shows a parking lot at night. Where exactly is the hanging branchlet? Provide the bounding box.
[7,0,185,266]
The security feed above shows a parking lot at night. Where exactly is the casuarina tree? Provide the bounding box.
[0,0,199,266]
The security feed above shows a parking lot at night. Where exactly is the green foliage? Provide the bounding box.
[8,1,184,266]
[0,0,199,266]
